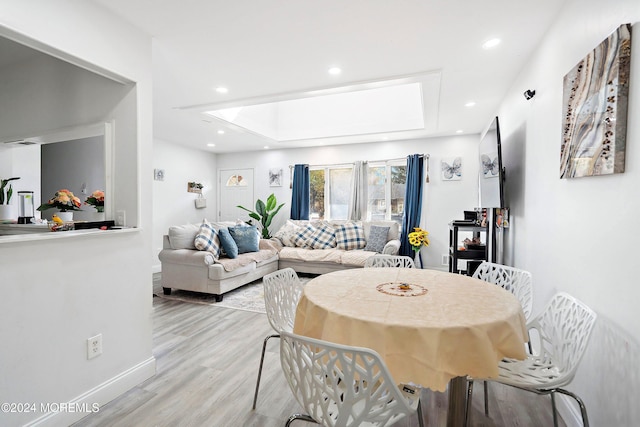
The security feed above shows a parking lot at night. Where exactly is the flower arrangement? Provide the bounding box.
[85,190,105,212]
[408,227,430,268]
[0,177,20,205]
[37,189,83,212]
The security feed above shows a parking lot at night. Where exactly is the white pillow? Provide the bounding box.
[168,223,200,249]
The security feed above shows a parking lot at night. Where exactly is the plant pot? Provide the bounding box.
[57,211,74,222]
[0,204,14,221]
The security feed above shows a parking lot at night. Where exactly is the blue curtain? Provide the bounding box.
[290,164,310,220]
[400,154,424,257]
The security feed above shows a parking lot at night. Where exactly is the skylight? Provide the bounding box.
[202,73,439,143]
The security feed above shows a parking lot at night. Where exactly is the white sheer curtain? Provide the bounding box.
[348,160,368,220]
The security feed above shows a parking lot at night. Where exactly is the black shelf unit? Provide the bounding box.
[448,223,488,275]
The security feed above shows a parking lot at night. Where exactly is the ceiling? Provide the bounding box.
[26,1,570,152]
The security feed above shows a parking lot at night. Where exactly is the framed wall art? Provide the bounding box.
[560,23,631,179]
[269,168,283,187]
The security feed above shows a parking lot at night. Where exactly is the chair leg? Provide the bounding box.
[464,380,474,427]
[416,399,425,427]
[252,333,279,410]
[285,413,318,426]
[483,381,489,415]
[551,391,558,427]
[556,388,590,427]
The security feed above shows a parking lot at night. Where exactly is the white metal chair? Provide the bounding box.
[252,268,304,410]
[280,330,425,427]
[472,261,534,414]
[472,261,533,320]
[465,292,597,427]
[364,254,416,269]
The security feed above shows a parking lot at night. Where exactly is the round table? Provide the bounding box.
[293,268,528,426]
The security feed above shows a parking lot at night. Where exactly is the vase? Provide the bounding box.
[57,211,74,222]
[0,204,13,221]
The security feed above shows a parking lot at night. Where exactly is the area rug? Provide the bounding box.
[152,273,312,314]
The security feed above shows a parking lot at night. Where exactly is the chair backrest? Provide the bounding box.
[364,255,416,269]
[263,268,304,333]
[279,331,419,427]
[529,292,597,382]
[472,261,533,320]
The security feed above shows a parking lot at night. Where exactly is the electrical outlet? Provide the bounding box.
[87,334,102,359]
[442,254,449,266]
[115,210,126,226]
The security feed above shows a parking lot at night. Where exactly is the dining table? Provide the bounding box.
[293,267,528,427]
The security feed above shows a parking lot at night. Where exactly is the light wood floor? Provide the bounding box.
[73,294,565,427]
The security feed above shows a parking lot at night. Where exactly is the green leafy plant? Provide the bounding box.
[0,177,20,205]
[237,193,285,239]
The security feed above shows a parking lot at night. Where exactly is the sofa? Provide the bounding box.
[272,219,401,274]
[158,221,279,301]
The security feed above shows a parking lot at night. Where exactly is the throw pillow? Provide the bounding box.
[274,220,301,247]
[193,220,221,258]
[363,225,390,253]
[228,225,260,254]
[335,222,366,250]
[308,223,337,249]
[218,228,238,259]
[293,224,316,248]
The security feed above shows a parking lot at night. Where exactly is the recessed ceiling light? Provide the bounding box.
[217,130,225,135]
[456,130,464,134]
[215,86,228,94]
[465,101,476,107]
[207,143,215,147]
[482,38,501,49]
[328,67,342,75]
[263,145,269,149]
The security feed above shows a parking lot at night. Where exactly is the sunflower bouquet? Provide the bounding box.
[408,227,430,268]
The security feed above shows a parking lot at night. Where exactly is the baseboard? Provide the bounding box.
[25,357,156,427]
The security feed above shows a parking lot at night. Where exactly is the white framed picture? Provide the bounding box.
[441,157,462,181]
[269,168,283,187]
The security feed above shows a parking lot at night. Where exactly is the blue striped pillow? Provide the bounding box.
[309,223,337,249]
[335,222,366,250]
[194,219,221,258]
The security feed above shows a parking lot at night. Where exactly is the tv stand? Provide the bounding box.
[448,208,504,275]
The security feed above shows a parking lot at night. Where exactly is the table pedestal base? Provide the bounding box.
[447,376,468,427]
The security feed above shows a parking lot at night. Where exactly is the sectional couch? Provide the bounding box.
[157,219,401,300]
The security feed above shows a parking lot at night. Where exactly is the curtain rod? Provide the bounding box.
[289,154,429,169]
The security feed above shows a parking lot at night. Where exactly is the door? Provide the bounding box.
[219,168,254,222]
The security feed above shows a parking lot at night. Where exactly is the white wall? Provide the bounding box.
[0,1,154,426]
[152,139,218,271]
[497,1,640,425]
[216,135,481,269]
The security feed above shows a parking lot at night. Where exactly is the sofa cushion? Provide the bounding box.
[168,223,200,249]
[341,249,378,266]
[363,225,390,253]
[279,247,344,263]
[308,223,337,249]
[228,225,260,254]
[335,222,366,250]
[363,221,400,241]
[194,220,221,258]
[293,224,316,248]
[218,228,239,259]
[274,220,301,247]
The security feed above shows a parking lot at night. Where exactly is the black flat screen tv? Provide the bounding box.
[478,116,505,208]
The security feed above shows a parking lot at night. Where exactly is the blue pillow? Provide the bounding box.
[228,225,260,254]
[218,228,238,259]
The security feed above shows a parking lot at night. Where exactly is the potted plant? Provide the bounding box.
[37,189,83,222]
[0,177,20,220]
[84,190,105,212]
[237,193,285,239]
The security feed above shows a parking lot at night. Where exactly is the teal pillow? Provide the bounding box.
[228,225,260,254]
[218,228,238,259]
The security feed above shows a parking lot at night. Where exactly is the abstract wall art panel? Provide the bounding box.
[560,23,631,179]
[441,157,462,181]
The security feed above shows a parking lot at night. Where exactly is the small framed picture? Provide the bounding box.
[269,168,283,187]
[154,169,165,181]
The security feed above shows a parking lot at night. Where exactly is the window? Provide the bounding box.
[309,166,352,220]
[309,161,406,224]
[367,162,406,224]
